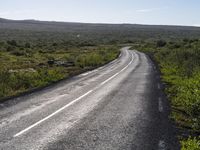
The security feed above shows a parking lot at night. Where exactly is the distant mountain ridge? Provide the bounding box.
[0,17,200,31]
[0,18,200,43]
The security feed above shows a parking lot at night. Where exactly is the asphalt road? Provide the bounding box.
[0,47,179,150]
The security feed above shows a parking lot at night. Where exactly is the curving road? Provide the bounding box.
[0,47,179,150]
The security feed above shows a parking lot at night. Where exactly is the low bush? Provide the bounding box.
[0,44,119,99]
[133,39,200,149]
[181,137,200,150]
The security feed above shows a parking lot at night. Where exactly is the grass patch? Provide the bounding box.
[181,137,200,150]
[132,39,200,149]
[0,42,119,100]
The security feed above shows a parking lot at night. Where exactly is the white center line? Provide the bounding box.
[14,50,135,138]
[14,90,93,137]
[100,72,120,86]
[101,52,134,86]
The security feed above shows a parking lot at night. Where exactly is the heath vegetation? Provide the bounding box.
[1,19,200,149]
[133,39,200,149]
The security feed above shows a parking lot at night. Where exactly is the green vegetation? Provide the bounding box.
[181,137,200,150]
[1,18,200,148]
[0,40,119,99]
[132,39,200,149]
[1,18,200,45]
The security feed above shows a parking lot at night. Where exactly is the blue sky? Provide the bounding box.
[0,0,200,26]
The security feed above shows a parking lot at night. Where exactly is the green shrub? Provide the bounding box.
[156,40,167,47]
[134,39,200,146]
[25,42,31,48]
[181,137,200,150]
[7,40,17,47]
[75,53,103,68]
[0,44,119,100]
[10,49,27,56]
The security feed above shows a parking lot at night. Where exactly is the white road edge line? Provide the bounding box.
[158,97,164,112]
[157,83,161,90]
[81,69,99,76]
[158,140,166,150]
[14,50,135,138]
[79,49,126,77]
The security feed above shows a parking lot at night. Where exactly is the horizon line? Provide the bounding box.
[1,17,200,28]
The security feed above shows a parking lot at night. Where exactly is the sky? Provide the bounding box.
[0,0,200,26]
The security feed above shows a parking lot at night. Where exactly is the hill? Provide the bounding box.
[0,18,200,44]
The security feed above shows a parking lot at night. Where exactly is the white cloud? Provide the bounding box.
[0,11,11,16]
[136,7,168,13]
[0,10,36,17]
[193,24,200,27]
